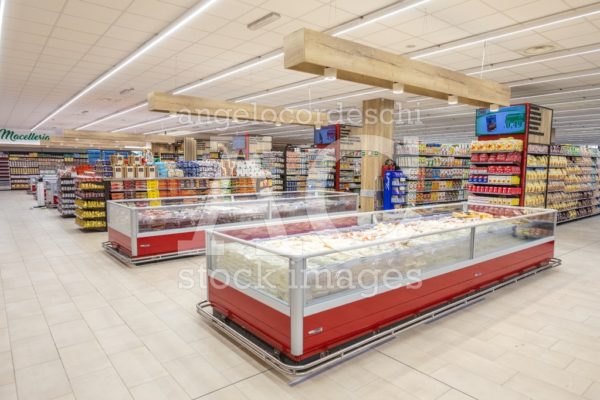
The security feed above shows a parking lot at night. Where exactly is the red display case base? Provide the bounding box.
[202,242,558,375]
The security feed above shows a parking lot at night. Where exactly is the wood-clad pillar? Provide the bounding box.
[360,98,395,211]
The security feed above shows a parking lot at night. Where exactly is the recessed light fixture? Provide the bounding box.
[490,104,500,112]
[520,44,556,56]
[392,82,405,94]
[448,95,458,105]
[324,67,337,81]
[247,12,281,31]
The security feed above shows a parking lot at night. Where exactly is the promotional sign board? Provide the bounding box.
[475,105,527,136]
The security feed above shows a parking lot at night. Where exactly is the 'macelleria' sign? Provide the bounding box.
[0,128,50,145]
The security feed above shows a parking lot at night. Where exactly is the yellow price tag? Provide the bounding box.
[147,180,158,190]
[149,200,161,207]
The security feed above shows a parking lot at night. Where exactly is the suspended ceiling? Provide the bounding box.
[1,0,600,145]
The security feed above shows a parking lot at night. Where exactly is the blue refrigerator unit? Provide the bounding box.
[383,170,407,210]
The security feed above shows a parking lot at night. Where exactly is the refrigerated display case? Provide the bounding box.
[104,191,358,264]
[198,203,558,375]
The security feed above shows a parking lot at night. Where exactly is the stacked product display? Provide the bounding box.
[383,170,407,209]
[338,150,362,192]
[524,143,550,207]
[285,148,308,191]
[74,174,107,230]
[306,148,336,190]
[9,154,39,190]
[396,142,470,206]
[468,138,524,206]
[57,171,76,217]
[0,152,9,191]
[548,145,599,223]
[260,151,284,191]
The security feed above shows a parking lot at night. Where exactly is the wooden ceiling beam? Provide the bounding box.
[147,91,329,126]
[284,29,511,108]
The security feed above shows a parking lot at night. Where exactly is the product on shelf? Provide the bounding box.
[57,171,76,217]
[74,174,107,230]
[338,150,362,192]
[261,151,284,192]
[285,148,308,191]
[470,138,523,153]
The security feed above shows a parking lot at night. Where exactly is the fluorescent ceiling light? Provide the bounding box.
[114,115,177,133]
[235,78,324,103]
[510,71,600,87]
[468,47,600,76]
[412,7,600,59]
[76,103,147,130]
[247,12,281,31]
[512,87,600,101]
[331,0,431,37]
[0,0,6,43]
[174,52,282,94]
[288,88,387,109]
[32,0,218,130]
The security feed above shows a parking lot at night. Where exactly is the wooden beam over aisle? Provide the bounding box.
[62,130,177,144]
[147,92,329,126]
[284,29,511,108]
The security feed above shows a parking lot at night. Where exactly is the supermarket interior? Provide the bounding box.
[1,0,600,399]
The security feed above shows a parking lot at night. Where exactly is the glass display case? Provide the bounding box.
[201,203,557,373]
[104,191,358,264]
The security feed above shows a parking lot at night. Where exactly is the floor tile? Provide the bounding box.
[164,354,230,399]
[70,367,132,400]
[81,306,124,331]
[129,375,190,400]
[50,319,95,348]
[140,330,195,363]
[58,340,112,379]
[94,324,143,355]
[14,360,71,400]
[11,334,59,370]
[0,382,17,400]
[7,314,49,342]
[42,302,81,326]
[0,351,14,386]
[109,347,168,388]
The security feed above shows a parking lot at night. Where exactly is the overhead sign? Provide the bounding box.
[0,129,50,145]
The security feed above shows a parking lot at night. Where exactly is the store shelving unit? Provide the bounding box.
[396,142,470,206]
[57,172,76,217]
[338,150,362,192]
[548,145,600,223]
[9,153,40,190]
[260,151,284,192]
[306,147,336,190]
[74,175,107,231]
[0,152,9,191]
[284,147,308,192]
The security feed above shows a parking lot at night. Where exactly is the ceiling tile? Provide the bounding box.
[127,0,187,22]
[504,0,571,22]
[63,0,123,24]
[56,13,110,35]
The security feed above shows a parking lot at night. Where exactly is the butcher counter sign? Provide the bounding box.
[0,129,50,145]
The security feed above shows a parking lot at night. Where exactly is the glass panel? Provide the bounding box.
[474,209,555,258]
[304,226,472,305]
[106,202,131,235]
[209,233,290,305]
[136,202,270,233]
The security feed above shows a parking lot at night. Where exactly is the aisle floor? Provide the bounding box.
[0,191,599,400]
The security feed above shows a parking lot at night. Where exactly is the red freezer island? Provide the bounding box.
[199,203,558,375]
[104,191,358,264]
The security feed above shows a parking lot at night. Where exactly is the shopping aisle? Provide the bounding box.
[1,191,599,400]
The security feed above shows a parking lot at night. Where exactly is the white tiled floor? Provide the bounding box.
[1,191,599,400]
